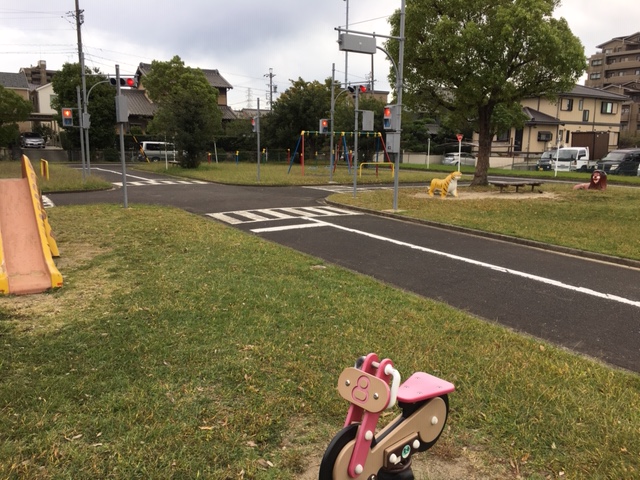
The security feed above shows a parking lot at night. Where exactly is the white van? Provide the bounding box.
[137,141,178,162]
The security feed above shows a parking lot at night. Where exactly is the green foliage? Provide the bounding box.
[0,85,32,146]
[143,55,222,168]
[387,0,587,184]
[50,63,117,150]
[619,132,640,149]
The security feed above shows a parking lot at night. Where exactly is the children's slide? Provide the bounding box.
[0,156,62,295]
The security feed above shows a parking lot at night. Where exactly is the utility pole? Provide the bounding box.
[74,0,90,174]
[344,0,349,85]
[264,68,276,110]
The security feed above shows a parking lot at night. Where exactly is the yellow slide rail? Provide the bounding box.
[21,155,62,289]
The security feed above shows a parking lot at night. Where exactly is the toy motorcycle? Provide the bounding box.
[319,353,455,480]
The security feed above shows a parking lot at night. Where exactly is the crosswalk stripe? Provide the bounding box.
[206,206,360,225]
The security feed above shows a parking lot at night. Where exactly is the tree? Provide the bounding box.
[0,85,32,147]
[262,78,332,150]
[143,56,222,168]
[388,0,587,185]
[51,63,116,151]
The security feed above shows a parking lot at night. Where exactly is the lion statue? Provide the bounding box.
[428,171,463,197]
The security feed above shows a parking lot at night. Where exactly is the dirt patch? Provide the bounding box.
[414,190,558,201]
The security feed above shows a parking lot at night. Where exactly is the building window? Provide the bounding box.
[591,59,603,66]
[560,98,573,111]
[49,94,57,109]
[496,130,509,142]
[601,102,616,114]
[578,99,583,111]
[636,69,640,76]
[589,72,601,80]
[582,110,590,122]
[604,48,612,54]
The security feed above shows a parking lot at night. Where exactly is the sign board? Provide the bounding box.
[361,110,374,131]
[338,33,377,55]
[456,134,463,142]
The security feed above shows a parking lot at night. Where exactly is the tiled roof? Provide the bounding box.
[522,107,561,125]
[0,72,29,89]
[564,85,629,101]
[137,62,233,89]
[122,89,157,117]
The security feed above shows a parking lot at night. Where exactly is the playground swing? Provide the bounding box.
[287,131,392,179]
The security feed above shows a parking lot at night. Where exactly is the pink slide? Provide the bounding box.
[0,156,62,295]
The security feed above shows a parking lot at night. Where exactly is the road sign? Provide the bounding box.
[456,134,463,142]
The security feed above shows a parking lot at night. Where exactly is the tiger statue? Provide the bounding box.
[428,171,462,197]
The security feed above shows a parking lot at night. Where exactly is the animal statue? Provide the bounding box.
[428,171,462,197]
[573,170,607,191]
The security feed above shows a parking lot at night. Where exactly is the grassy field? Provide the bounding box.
[0,205,638,479]
[1,160,639,478]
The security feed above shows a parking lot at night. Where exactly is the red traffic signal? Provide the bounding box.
[62,108,73,127]
[319,118,329,134]
[109,77,137,88]
[251,117,258,133]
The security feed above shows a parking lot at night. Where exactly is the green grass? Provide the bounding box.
[0,160,112,192]
[1,205,639,479]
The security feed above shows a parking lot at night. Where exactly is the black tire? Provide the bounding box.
[318,423,358,480]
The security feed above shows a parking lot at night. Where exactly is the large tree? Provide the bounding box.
[388,0,587,185]
[143,56,222,168]
[0,85,32,147]
[51,63,116,151]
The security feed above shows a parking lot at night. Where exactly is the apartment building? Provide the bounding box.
[585,32,640,135]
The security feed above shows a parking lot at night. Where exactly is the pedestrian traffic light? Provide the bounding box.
[383,105,400,130]
[319,118,329,134]
[109,77,137,88]
[251,116,258,133]
[62,108,73,127]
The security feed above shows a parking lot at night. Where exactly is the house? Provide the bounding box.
[0,71,32,133]
[477,85,628,163]
[585,32,640,135]
[124,62,237,133]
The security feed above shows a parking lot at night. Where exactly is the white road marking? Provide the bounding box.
[207,206,360,225]
[283,217,640,309]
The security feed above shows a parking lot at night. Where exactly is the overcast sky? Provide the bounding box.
[1,1,637,109]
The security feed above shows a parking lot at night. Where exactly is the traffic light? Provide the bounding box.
[109,77,137,88]
[347,85,368,97]
[251,117,258,133]
[62,108,73,127]
[319,118,329,134]
[383,105,400,130]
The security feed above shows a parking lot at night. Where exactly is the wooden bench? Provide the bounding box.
[489,180,543,193]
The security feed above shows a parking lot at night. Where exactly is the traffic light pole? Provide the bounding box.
[76,86,86,181]
[115,65,129,208]
[352,87,359,198]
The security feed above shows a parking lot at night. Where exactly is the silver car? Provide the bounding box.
[443,152,476,166]
[20,132,45,148]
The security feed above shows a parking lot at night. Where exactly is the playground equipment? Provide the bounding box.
[319,353,455,479]
[287,131,392,177]
[0,155,62,295]
[428,171,462,198]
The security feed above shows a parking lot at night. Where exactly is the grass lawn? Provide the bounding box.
[1,160,639,478]
[1,205,639,479]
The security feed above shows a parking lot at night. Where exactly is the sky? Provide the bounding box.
[0,1,637,110]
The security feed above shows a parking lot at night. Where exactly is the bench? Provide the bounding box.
[489,180,543,193]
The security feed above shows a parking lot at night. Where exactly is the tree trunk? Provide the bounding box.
[471,104,494,186]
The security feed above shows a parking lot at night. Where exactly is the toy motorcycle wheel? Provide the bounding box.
[318,423,359,480]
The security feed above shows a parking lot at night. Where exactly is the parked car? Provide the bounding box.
[536,151,555,171]
[442,152,476,166]
[595,149,640,175]
[137,141,178,162]
[20,132,45,149]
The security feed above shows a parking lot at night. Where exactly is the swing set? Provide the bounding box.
[287,130,393,178]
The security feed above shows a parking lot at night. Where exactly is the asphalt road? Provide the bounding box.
[46,165,640,373]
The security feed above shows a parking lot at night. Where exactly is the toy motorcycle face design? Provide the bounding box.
[319,353,455,480]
